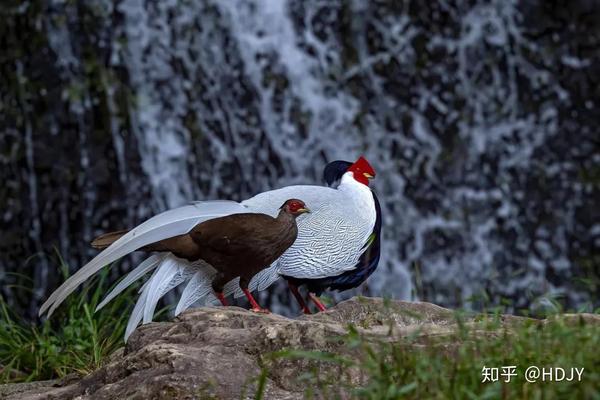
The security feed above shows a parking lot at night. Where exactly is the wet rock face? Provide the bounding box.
[2,0,599,318]
[0,298,523,399]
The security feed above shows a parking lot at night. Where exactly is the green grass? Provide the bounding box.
[1,260,598,400]
[0,268,134,383]
[265,311,600,399]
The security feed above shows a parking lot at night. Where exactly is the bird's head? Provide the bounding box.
[346,156,376,186]
[280,199,310,217]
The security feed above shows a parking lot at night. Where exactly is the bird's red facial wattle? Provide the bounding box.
[281,199,310,216]
[347,156,376,186]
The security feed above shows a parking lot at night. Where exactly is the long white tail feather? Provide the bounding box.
[223,278,241,297]
[125,266,160,341]
[138,279,150,294]
[125,291,146,342]
[123,257,194,341]
[207,295,219,305]
[143,256,181,324]
[40,201,247,317]
[147,265,196,320]
[174,267,216,316]
[174,272,201,316]
[95,254,164,312]
[162,266,196,296]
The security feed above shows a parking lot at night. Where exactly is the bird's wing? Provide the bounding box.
[39,200,248,317]
[277,198,376,279]
[196,213,274,254]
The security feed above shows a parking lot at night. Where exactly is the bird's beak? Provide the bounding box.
[363,172,374,180]
[297,207,310,214]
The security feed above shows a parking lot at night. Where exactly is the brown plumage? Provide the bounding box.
[91,199,310,312]
[91,230,129,249]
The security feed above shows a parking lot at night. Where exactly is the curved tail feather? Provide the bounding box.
[174,267,217,316]
[142,256,181,324]
[95,254,164,312]
[40,201,248,317]
[125,267,158,341]
[143,255,196,324]
[123,255,196,340]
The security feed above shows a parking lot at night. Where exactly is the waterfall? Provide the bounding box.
[1,0,597,317]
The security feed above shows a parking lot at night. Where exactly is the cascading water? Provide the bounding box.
[1,0,598,318]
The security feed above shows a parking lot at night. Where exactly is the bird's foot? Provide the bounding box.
[308,292,327,312]
[215,291,228,306]
[287,281,312,315]
[242,288,269,313]
[250,307,271,314]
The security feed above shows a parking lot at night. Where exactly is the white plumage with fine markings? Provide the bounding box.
[240,173,375,283]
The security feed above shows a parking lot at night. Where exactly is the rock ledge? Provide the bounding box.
[3,297,597,399]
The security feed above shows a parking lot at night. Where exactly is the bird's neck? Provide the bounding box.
[338,173,372,197]
[277,209,295,223]
[338,173,376,221]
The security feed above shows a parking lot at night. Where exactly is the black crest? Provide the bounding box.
[323,160,353,187]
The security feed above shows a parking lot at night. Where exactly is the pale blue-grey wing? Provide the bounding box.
[278,201,375,279]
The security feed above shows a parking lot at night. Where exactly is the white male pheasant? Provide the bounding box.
[39,156,379,340]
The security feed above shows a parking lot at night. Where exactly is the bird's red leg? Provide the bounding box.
[287,282,311,314]
[308,292,327,312]
[242,289,270,313]
[215,292,228,306]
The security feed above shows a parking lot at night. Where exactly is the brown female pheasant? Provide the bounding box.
[91,199,310,312]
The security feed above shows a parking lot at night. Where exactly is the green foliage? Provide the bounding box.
[264,311,600,399]
[0,268,133,383]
